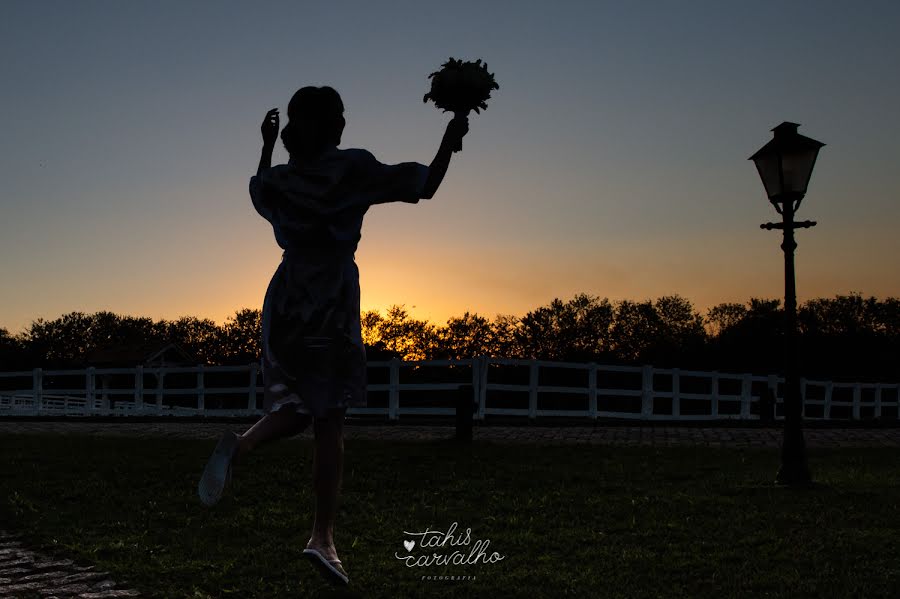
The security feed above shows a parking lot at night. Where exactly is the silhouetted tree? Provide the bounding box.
[643,295,707,366]
[432,311,494,360]
[704,302,748,338]
[360,310,401,361]
[513,294,615,361]
[488,314,523,358]
[25,312,92,366]
[360,310,383,347]
[872,297,900,336]
[219,308,261,364]
[609,299,661,362]
[3,293,898,382]
[0,327,29,371]
[361,305,436,361]
[795,293,899,381]
[18,311,164,367]
[160,316,220,365]
[705,298,783,374]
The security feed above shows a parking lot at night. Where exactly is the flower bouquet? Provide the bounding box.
[423,57,499,151]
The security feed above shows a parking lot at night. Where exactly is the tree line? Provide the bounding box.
[1,293,898,382]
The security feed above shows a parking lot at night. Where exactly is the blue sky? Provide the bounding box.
[2,0,899,333]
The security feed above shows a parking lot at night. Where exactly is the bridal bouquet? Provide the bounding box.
[423,57,499,115]
[424,57,499,150]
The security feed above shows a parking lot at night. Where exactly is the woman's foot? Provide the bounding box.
[304,538,348,585]
[306,538,338,562]
[198,431,240,506]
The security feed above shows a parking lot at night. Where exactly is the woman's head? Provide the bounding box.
[281,86,345,159]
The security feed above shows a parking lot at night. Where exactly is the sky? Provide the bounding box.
[2,1,899,334]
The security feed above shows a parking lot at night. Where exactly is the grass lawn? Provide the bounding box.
[1,433,899,598]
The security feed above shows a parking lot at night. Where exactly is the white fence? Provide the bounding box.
[0,357,898,421]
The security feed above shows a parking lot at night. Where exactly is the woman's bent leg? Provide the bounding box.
[236,407,312,463]
[307,407,346,562]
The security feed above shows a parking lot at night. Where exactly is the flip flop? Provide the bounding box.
[198,431,239,506]
[303,547,349,586]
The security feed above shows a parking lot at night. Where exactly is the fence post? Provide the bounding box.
[33,368,43,414]
[471,356,480,407]
[711,371,719,419]
[197,364,205,412]
[478,355,488,420]
[672,368,681,419]
[470,357,481,419]
[874,383,882,419]
[456,360,475,442]
[528,361,539,419]
[86,366,96,414]
[389,358,400,421]
[156,367,165,413]
[763,375,779,423]
[800,378,807,418]
[588,362,598,419]
[852,384,861,420]
[823,381,833,420]
[100,373,110,414]
[740,374,751,420]
[248,362,259,411]
[641,365,653,419]
[134,366,144,412]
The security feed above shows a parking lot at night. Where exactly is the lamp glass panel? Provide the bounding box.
[753,153,782,198]
[780,148,817,195]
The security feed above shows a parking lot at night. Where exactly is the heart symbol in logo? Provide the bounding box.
[403,540,415,552]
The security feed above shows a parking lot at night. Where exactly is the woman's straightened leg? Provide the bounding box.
[306,406,347,562]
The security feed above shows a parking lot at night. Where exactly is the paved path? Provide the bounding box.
[2,420,900,447]
[0,531,140,598]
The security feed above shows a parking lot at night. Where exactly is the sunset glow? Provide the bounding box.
[2,1,898,334]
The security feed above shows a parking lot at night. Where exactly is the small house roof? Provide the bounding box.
[84,339,196,366]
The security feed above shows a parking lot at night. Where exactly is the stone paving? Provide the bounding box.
[0,531,140,598]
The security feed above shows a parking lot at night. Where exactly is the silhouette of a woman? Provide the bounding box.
[199,86,468,585]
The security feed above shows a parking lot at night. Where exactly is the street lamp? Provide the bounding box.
[749,121,825,486]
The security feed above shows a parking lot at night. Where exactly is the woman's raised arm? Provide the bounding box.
[257,108,279,177]
[420,114,468,200]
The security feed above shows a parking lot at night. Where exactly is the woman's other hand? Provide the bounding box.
[261,108,280,149]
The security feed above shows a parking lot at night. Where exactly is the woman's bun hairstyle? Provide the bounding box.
[281,86,345,158]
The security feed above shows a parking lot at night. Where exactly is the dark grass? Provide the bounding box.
[1,434,899,598]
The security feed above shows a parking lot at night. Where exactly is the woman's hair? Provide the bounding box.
[281,86,345,159]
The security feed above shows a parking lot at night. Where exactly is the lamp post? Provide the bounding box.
[749,122,825,486]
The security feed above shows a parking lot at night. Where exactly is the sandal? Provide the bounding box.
[303,547,349,585]
[198,431,239,506]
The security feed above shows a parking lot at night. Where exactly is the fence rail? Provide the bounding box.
[0,357,898,422]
